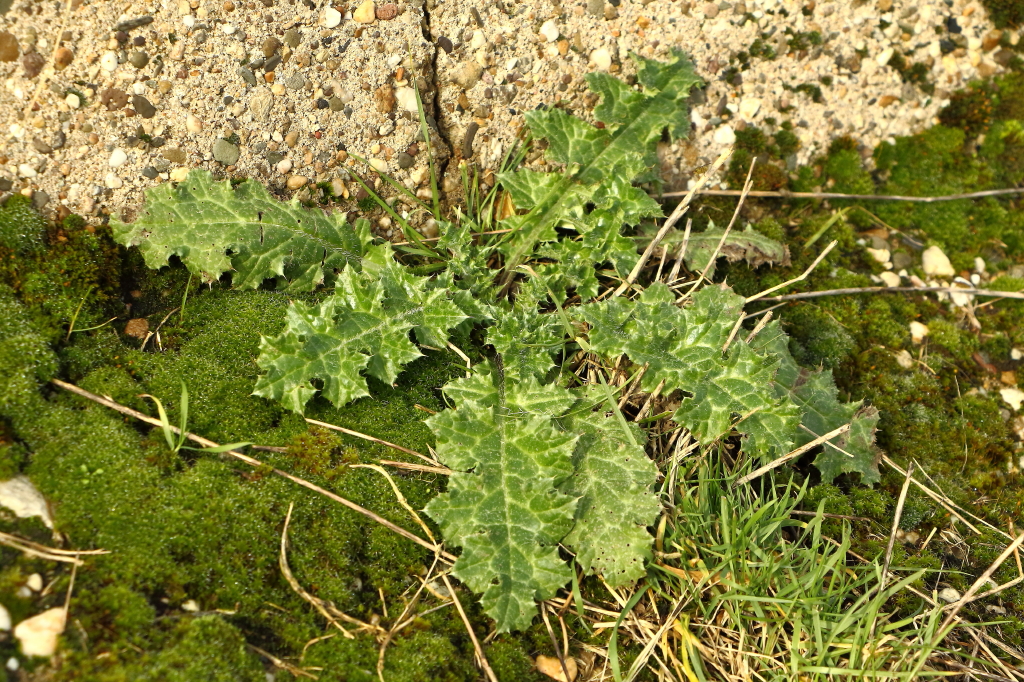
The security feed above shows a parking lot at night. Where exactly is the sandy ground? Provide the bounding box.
[0,0,1017,237]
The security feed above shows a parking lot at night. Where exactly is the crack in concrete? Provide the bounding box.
[418,0,453,205]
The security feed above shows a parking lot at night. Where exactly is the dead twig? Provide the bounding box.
[0,531,107,565]
[744,240,838,304]
[613,149,732,297]
[378,459,452,476]
[733,423,851,487]
[440,573,499,682]
[248,643,319,680]
[304,418,436,466]
[657,187,1024,203]
[682,158,758,300]
[756,285,1024,304]
[280,503,364,639]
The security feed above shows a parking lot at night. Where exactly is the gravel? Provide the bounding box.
[0,0,1016,235]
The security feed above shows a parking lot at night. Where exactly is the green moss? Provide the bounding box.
[927,318,978,363]
[982,0,1024,28]
[0,194,47,254]
[783,304,855,370]
[938,84,994,136]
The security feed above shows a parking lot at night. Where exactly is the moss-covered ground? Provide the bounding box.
[4,37,1024,681]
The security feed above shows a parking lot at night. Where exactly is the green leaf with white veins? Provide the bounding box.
[112,170,366,291]
[580,283,800,454]
[425,363,578,632]
[560,410,659,586]
[751,321,881,484]
[253,249,467,413]
[497,49,702,281]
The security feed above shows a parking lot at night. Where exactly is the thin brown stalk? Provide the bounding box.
[248,644,319,680]
[51,379,453,561]
[665,219,693,285]
[744,310,773,344]
[635,379,666,422]
[938,532,1024,635]
[657,187,1024,203]
[440,573,499,682]
[378,459,452,475]
[733,422,851,487]
[280,503,364,639]
[0,531,107,565]
[304,418,435,465]
[613,149,732,297]
[540,602,573,682]
[681,158,758,300]
[874,463,914,638]
[757,285,1024,304]
[744,239,838,304]
[881,455,983,536]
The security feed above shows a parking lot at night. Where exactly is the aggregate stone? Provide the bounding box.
[141,166,159,179]
[285,73,305,90]
[263,54,281,72]
[114,16,153,32]
[0,31,18,61]
[132,95,156,119]
[21,52,44,78]
[213,139,241,165]
[283,28,301,48]
[237,67,257,86]
[128,50,149,68]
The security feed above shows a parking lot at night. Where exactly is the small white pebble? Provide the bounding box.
[221,24,236,35]
[108,148,128,167]
[878,271,900,287]
[104,172,123,189]
[17,164,37,178]
[25,574,42,592]
[974,256,986,274]
[539,19,559,43]
[99,51,118,72]
[181,599,199,612]
[169,167,189,182]
[185,114,203,133]
[894,349,915,369]
[276,158,293,174]
[713,125,736,145]
[325,7,342,27]
[368,158,387,172]
[909,321,929,344]
[590,47,611,71]
[65,93,80,108]
[5,658,17,672]
[1001,388,1024,412]
[182,15,195,28]
[938,587,962,604]
[866,247,891,265]
[470,30,487,50]
[1012,348,1023,361]
[922,245,955,278]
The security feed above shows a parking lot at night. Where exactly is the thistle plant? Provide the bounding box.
[113,49,879,633]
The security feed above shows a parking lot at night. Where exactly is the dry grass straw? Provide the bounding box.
[0,530,106,565]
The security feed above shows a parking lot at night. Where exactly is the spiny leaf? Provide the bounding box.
[752,322,881,484]
[252,247,467,413]
[637,222,790,277]
[486,302,567,384]
[425,362,578,632]
[581,283,799,454]
[560,410,659,586]
[112,170,367,291]
[497,49,702,284]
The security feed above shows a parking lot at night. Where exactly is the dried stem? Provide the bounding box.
[657,187,1024,203]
